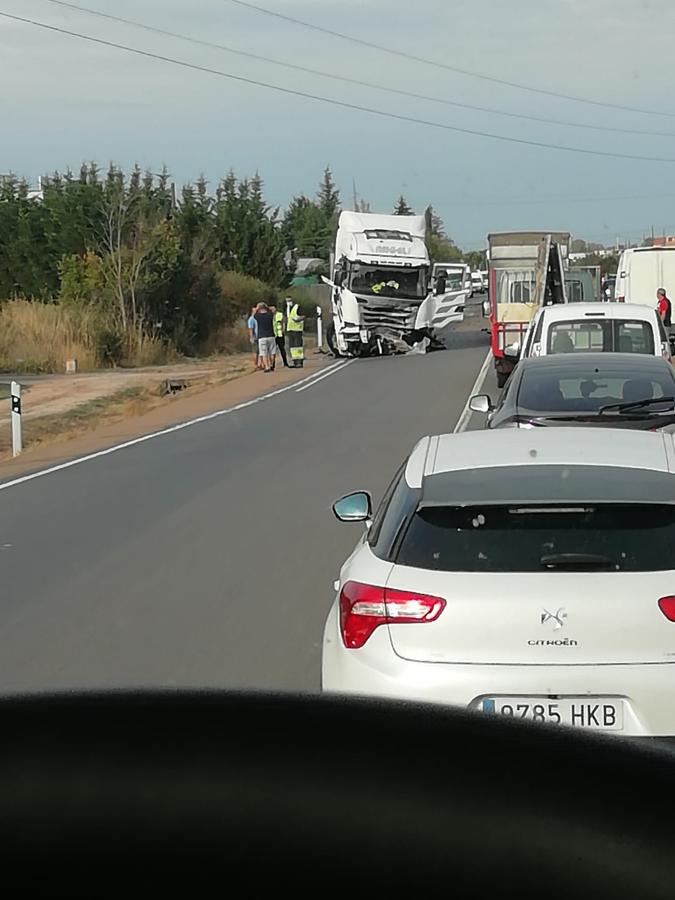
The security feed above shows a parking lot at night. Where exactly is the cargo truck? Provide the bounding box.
[487,231,570,386]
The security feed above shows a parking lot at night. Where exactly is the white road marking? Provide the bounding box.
[0,364,339,493]
[295,359,354,393]
[453,350,492,434]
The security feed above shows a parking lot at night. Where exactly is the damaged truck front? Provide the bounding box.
[325,212,440,357]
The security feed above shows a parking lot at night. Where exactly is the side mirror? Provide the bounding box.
[482,299,490,317]
[332,491,372,523]
[469,394,493,414]
[504,342,520,359]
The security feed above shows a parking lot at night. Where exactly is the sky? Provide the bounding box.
[1,0,675,248]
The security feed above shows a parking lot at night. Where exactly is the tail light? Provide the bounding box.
[339,581,446,649]
[617,295,625,303]
[658,596,675,621]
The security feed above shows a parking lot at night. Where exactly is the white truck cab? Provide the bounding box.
[327,212,442,357]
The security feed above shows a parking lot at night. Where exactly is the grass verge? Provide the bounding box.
[0,356,254,458]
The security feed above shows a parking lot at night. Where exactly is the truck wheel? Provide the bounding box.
[496,371,508,389]
[326,321,341,358]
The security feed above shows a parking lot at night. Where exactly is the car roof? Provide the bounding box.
[517,352,671,372]
[539,303,656,321]
[404,428,675,488]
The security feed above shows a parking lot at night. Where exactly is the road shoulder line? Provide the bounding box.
[0,363,343,493]
[453,350,492,434]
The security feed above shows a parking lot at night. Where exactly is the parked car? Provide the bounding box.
[470,353,675,430]
[519,303,671,362]
[323,427,675,736]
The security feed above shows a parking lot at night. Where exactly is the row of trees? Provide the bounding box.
[0,164,469,362]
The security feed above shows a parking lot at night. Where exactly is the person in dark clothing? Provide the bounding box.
[254,302,277,373]
[657,288,672,329]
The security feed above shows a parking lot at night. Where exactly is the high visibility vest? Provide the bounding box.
[287,303,304,332]
[273,311,284,337]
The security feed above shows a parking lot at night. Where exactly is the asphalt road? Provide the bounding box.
[0,312,491,693]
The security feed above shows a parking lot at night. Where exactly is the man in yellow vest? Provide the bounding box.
[270,304,289,370]
[286,299,305,368]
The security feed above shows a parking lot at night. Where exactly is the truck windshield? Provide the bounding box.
[349,265,427,300]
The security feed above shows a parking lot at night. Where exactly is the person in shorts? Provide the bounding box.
[254,302,277,373]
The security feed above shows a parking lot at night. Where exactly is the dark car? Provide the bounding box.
[470,353,675,430]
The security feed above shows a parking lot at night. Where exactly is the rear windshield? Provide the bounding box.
[396,504,675,572]
[546,320,654,354]
[517,365,674,412]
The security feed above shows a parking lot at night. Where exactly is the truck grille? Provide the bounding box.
[356,296,419,337]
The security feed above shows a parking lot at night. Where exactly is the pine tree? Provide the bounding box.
[317,166,340,218]
[393,195,414,216]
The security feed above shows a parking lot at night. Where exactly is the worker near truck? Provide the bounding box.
[287,300,305,367]
[657,289,672,329]
[271,304,289,370]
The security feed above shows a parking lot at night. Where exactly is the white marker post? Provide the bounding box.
[10,381,22,457]
[316,305,323,352]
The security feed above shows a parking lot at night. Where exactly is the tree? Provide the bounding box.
[424,206,462,263]
[213,173,285,284]
[316,166,340,219]
[393,195,414,216]
[463,250,486,270]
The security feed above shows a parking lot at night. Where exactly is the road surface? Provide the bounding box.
[0,311,493,693]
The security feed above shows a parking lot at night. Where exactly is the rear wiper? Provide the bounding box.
[540,553,614,570]
[598,396,675,415]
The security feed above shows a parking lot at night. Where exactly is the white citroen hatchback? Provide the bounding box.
[322,428,675,737]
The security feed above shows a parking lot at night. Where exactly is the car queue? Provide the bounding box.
[321,245,675,739]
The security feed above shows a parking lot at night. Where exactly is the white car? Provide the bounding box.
[322,428,675,737]
[519,302,671,361]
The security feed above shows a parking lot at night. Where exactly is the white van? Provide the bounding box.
[615,247,675,305]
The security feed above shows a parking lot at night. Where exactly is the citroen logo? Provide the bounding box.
[541,607,567,630]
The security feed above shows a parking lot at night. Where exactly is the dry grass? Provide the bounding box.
[201,320,252,356]
[0,300,173,373]
[0,300,98,372]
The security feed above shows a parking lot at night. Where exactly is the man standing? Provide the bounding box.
[247,306,260,370]
[271,304,289,369]
[657,288,672,329]
[254,302,277,373]
[286,299,305,368]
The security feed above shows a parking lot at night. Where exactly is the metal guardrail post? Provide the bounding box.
[10,381,22,457]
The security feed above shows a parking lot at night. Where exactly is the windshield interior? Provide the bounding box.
[546,320,655,354]
[517,366,674,412]
[349,264,428,299]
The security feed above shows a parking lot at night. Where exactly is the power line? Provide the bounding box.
[39,0,675,139]
[227,0,675,120]
[4,11,675,163]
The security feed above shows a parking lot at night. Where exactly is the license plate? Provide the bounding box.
[480,697,624,731]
